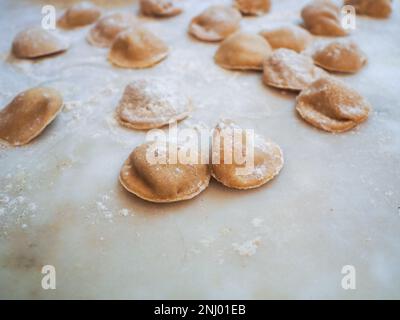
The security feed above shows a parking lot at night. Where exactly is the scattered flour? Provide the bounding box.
[233,237,262,257]
[200,236,215,247]
[251,218,264,228]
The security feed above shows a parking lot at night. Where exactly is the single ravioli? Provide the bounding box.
[58,1,101,28]
[211,120,284,190]
[262,48,326,91]
[312,41,367,73]
[301,0,347,36]
[0,87,63,146]
[234,0,271,16]
[87,12,137,47]
[344,0,392,18]
[188,5,241,42]
[214,32,272,71]
[119,141,211,203]
[116,79,191,129]
[12,27,69,59]
[296,77,371,133]
[140,0,183,17]
[259,25,312,53]
[108,27,168,68]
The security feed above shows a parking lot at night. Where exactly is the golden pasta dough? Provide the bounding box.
[87,12,137,47]
[259,25,312,53]
[344,0,392,18]
[234,0,271,16]
[108,27,168,68]
[0,87,63,146]
[263,48,326,91]
[140,0,183,17]
[116,79,191,129]
[58,1,101,28]
[12,27,69,59]
[301,0,347,36]
[214,32,272,71]
[211,120,284,190]
[188,5,241,42]
[119,141,210,203]
[296,77,371,133]
[312,41,367,73]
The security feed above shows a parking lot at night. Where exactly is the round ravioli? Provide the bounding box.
[312,41,367,73]
[214,32,272,71]
[259,25,312,53]
[87,12,137,47]
[120,141,211,203]
[140,0,183,17]
[301,0,347,36]
[344,0,392,18]
[12,27,69,59]
[116,79,191,129]
[108,27,168,68]
[234,0,271,16]
[58,1,101,28]
[211,120,284,190]
[0,87,63,146]
[188,5,242,42]
[296,77,371,133]
[263,48,326,91]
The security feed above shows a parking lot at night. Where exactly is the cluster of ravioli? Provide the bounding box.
[115,79,284,202]
[0,0,393,203]
[119,117,284,202]
[200,1,374,134]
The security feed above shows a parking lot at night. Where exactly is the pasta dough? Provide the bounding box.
[211,120,284,190]
[263,48,326,91]
[12,27,69,59]
[214,32,272,71]
[312,41,367,73]
[140,0,183,17]
[234,0,271,16]
[259,25,312,53]
[0,87,63,146]
[301,0,347,36]
[108,27,169,68]
[188,5,241,42]
[296,77,371,133]
[58,1,101,28]
[87,12,137,47]
[116,79,191,129]
[119,141,210,203]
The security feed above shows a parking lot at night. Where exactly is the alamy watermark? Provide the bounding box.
[341,265,356,290]
[41,5,56,30]
[341,5,357,30]
[144,122,256,176]
[41,265,56,290]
